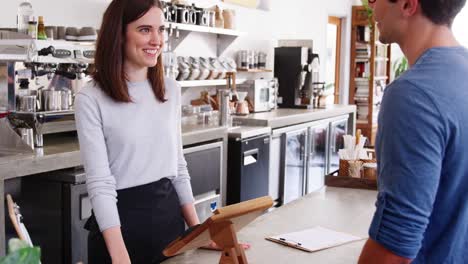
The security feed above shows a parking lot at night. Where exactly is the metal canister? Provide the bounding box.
[217,89,231,127]
[61,89,72,110]
[43,90,62,111]
[19,95,37,112]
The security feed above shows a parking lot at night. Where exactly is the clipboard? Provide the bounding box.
[266,226,364,253]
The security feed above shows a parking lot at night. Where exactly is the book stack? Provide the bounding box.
[356,26,370,42]
[355,78,369,122]
[356,43,370,59]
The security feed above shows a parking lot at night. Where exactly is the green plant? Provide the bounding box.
[393,57,409,79]
[325,83,334,90]
[361,0,374,28]
[0,239,41,264]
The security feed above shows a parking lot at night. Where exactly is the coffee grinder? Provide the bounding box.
[274,46,323,109]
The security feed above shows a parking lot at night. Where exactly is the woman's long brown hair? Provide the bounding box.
[93,0,166,103]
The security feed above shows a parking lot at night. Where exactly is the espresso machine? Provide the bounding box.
[0,31,94,149]
[274,46,324,109]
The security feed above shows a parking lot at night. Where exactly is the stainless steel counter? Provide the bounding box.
[233,105,356,129]
[163,187,376,264]
[0,125,227,180]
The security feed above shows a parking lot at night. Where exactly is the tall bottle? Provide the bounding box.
[17,0,33,34]
[37,16,47,40]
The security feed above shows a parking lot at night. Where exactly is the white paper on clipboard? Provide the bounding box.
[266,226,364,252]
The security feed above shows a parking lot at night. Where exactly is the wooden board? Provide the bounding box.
[325,175,377,190]
[163,196,273,257]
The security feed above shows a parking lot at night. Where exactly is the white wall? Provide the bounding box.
[0,0,355,104]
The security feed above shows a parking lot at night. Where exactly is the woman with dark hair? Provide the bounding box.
[74,0,200,263]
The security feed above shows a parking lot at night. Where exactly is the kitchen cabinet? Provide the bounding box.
[4,169,90,264]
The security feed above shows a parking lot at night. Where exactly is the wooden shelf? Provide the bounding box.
[236,69,272,73]
[165,22,244,37]
[374,57,389,62]
[374,76,388,81]
[350,6,391,146]
[178,79,246,88]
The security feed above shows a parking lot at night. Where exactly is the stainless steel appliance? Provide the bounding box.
[274,46,323,109]
[269,116,350,206]
[227,134,270,205]
[183,141,223,223]
[0,36,94,147]
[236,79,277,113]
[328,116,349,174]
[281,127,307,204]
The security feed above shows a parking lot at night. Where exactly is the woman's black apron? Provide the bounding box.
[85,178,185,264]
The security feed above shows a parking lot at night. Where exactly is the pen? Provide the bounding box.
[279,237,302,246]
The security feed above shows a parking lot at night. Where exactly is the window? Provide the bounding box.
[327,16,343,104]
[453,5,468,47]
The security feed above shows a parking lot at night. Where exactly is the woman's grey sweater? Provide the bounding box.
[74,78,194,232]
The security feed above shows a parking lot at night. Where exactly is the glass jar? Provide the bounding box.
[258,52,267,69]
[247,50,255,69]
[209,110,219,126]
[237,50,248,70]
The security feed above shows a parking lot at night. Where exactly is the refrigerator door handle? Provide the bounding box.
[243,148,259,166]
[243,148,259,156]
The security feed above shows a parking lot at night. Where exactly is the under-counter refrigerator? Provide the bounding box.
[227,134,270,205]
[271,115,350,206]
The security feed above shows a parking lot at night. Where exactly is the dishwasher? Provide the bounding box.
[227,127,271,205]
[183,140,223,223]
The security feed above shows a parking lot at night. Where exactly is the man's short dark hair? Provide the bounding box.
[416,0,466,25]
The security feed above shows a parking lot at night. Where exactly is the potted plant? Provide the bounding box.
[0,239,40,264]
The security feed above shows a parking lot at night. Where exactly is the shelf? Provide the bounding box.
[356,120,369,126]
[374,57,389,62]
[178,79,246,88]
[355,77,369,82]
[165,22,245,37]
[165,22,244,56]
[355,58,369,63]
[374,76,388,81]
[375,41,388,46]
[356,122,378,128]
[236,69,272,73]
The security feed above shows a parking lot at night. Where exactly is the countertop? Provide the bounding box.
[233,105,356,129]
[0,125,227,180]
[163,187,376,264]
[0,106,356,179]
[227,126,272,140]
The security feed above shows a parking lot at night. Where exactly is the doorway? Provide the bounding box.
[327,16,343,104]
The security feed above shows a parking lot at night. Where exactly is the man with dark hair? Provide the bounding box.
[358,0,468,263]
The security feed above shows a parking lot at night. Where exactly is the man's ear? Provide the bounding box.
[400,0,419,17]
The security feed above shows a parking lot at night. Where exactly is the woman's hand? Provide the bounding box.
[202,240,251,251]
[112,255,131,264]
[102,226,131,264]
